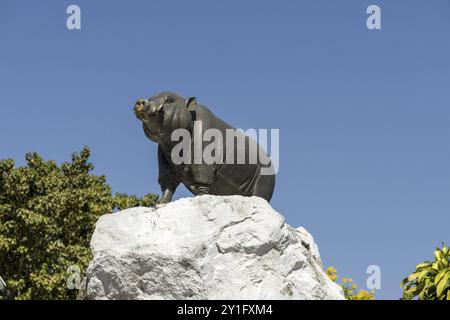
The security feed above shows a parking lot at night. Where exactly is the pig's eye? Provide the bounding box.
[165,96,174,104]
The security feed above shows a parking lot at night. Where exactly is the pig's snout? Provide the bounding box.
[134,98,149,119]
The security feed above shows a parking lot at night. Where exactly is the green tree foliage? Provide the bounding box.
[0,147,157,299]
[401,243,450,300]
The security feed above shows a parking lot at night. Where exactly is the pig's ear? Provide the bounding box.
[186,97,197,112]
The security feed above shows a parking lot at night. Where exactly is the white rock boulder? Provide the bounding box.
[85,195,344,300]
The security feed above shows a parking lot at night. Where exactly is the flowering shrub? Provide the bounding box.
[326,266,375,300]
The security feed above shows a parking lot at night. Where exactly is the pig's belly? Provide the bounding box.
[209,163,260,196]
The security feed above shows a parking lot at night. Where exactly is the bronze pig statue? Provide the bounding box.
[134,92,275,205]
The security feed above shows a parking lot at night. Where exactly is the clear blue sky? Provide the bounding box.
[1,0,449,299]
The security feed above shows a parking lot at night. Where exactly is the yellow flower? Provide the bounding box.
[326,266,338,282]
[327,266,337,273]
[355,290,375,300]
[326,266,376,300]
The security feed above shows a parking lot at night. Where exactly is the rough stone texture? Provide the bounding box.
[85,195,344,300]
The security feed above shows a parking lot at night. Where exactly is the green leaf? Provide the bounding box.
[401,271,421,288]
[415,261,432,271]
[435,270,447,286]
[403,284,424,300]
[417,269,436,283]
[436,272,450,298]
[434,248,443,261]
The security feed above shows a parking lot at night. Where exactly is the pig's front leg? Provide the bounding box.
[157,188,174,205]
[156,145,179,207]
[190,164,214,196]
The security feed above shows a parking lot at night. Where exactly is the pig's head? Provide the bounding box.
[134,92,197,144]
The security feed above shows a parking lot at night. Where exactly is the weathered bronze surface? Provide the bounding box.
[134,92,275,204]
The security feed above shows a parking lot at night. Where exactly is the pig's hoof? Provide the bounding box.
[155,203,167,209]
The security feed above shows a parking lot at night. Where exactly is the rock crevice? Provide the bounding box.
[86,195,344,300]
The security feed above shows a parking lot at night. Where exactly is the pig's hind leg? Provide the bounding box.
[252,172,275,202]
